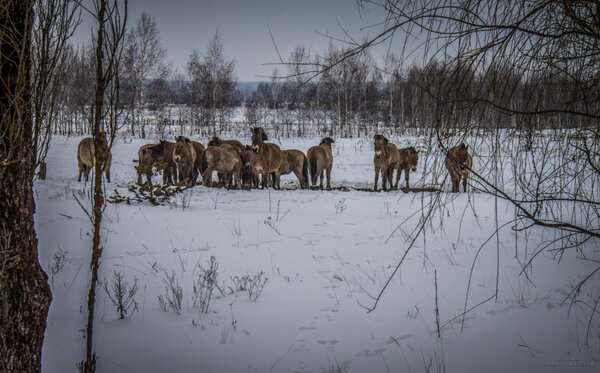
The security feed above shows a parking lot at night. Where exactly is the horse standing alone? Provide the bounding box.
[307,137,334,190]
[444,143,472,192]
[77,133,112,183]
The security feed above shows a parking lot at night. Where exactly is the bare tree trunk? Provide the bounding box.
[83,1,126,371]
[0,0,52,371]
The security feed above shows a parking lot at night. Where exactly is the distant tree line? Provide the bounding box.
[44,11,597,140]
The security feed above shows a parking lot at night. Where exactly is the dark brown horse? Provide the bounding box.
[250,127,283,189]
[77,133,112,183]
[173,136,197,186]
[396,146,419,189]
[444,143,472,192]
[372,134,399,191]
[136,140,176,186]
[307,137,334,190]
[275,149,309,189]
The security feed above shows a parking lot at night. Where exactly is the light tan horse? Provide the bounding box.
[202,143,242,189]
[444,143,472,192]
[396,146,419,189]
[372,134,399,191]
[77,133,112,183]
[250,127,283,189]
[173,136,197,186]
[307,137,334,190]
[276,149,309,189]
[208,136,244,160]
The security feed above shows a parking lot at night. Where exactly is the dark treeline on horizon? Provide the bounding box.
[48,12,598,138]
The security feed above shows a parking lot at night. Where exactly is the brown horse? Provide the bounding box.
[77,133,112,183]
[202,143,242,189]
[173,136,197,186]
[275,149,309,189]
[250,127,283,189]
[307,137,334,190]
[444,143,472,192]
[242,145,260,188]
[373,134,399,191]
[208,136,244,160]
[396,146,420,189]
[136,140,176,186]
[191,140,205,184]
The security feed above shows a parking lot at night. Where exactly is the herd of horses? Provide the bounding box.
[76,127,473,193]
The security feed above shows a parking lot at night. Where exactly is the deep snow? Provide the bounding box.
[35,135,599,373]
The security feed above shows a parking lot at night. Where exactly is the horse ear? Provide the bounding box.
[460,142,467,150]
[262,132,268,141]
[185,138,190,143]
[383,137,388,144]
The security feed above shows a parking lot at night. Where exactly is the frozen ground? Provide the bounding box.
[36,135,598,372]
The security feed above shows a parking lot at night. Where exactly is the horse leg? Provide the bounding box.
[145,171,153,188]
[202,165,215,186]
[325,166,332,190]
[78,163,84,182]
[462,174,468,192]
[84,165,91,183]
[293,168,305,189]
[272,172,281,190]
[319,170,324,190]
[386,167,393,190]
[374,166,379,191]
[452,173,459,193]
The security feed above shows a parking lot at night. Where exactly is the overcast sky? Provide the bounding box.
[75,0,403,81]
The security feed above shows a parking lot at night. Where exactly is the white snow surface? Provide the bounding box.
[36,135,599,373]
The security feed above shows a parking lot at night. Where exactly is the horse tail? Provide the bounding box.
[310,153,318,182]
[302,154,309,188]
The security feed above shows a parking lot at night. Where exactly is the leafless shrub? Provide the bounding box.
[103,269,138,319]
[157,270,183,314]
[335,198,347,214]
[192,256,223,314]
[229,271,268,302]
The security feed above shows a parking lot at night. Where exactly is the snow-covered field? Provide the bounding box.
[36,134,598,373]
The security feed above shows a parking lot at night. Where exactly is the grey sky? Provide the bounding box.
[75,0,400,81]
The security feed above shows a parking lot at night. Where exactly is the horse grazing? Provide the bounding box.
[373,134,399,191]
[396,146,419,189]
[77,133,112,183]
[275,149,309,189]
[250,127,283,189]
[444,143,472,192]
[173,136,197,186]
[136,140,176,186]
[208,136,244,160]
[307,137,334,190]
[202,143,242,189]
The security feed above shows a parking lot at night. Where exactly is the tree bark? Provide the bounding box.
[0,0,52,372]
